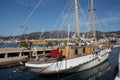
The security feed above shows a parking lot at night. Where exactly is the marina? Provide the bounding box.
[0,47,119,80]
[24,0,112,74]
[0,0,120,80]
[0,0,112,72]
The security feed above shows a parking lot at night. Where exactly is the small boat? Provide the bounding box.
[25,0,111,74]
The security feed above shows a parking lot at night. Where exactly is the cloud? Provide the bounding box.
[94,11,120,31]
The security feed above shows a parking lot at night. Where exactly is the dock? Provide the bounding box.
[0,47,53,68]
[0,47,52,54]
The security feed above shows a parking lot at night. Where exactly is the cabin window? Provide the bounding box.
[93,48,95,51]
[83,47,85,53]
[75,49,78,55]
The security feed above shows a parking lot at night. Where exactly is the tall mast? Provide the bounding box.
[90,0,96,42]
[74,0,80,46]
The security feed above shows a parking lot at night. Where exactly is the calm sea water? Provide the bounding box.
[0,43,19,48]
[0,43,119,80]
[0,43,46,48]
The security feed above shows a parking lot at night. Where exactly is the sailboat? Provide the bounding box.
[25,0,111,74]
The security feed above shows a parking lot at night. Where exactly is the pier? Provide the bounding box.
[0,47,52,54]
[0,47,52,67]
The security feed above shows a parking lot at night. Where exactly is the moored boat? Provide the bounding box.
[25,0,111,74]
[26,47,111,74]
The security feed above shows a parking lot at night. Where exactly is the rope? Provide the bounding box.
[1,0,42,48]
[57,60,63,80]
[39,28,44,39]
[1,27,24,48]
[54,0,72,30]
[50,0,74,38]
[20,0,42,28]
[78,1,88,30]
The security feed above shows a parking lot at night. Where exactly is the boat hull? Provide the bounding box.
[60,60,110,80]
[26,48,111,74]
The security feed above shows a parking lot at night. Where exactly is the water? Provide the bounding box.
[0,47,119,80]
[0,43,19,48]
[0,43,46,48]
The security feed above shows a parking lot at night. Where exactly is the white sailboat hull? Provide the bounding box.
[25,48,111,74]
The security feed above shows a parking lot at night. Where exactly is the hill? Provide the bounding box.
[1,30,120,40]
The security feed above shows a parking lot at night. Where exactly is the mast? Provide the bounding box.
[90,0,96,42]
[68,23,70,42]
[74,0,81,46]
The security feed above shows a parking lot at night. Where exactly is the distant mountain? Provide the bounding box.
[1,30,72,40]
[1,30,120,40]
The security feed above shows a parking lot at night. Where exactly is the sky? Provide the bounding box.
[0,0,120,36]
